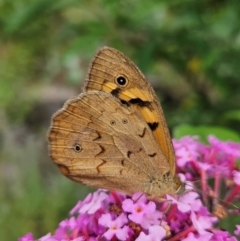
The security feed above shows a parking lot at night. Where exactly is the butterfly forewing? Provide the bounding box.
[84,47,176,176]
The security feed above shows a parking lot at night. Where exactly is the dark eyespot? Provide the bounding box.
[74,144,82,152]
[110,120,116,125]
[116,76,128,86]
[122,118,128,124]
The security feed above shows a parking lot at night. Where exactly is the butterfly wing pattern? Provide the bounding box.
[48,48,185,198]
[85,47,176,176]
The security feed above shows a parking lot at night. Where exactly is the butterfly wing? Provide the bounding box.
[48,92,172,196]
[84,47,176,177]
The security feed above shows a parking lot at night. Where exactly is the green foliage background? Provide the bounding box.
[0,0,240,240]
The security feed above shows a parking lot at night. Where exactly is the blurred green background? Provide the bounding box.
[1,0,240,240]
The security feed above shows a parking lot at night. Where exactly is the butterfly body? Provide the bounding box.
[48,47,185,199]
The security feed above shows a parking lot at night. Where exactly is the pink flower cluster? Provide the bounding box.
[174,136,240,214]
[19,136,240,241]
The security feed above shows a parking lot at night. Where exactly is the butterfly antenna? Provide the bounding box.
[184,182,240,210]
[132,193,145,203]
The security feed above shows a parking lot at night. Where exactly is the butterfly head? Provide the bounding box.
[173,175,185,195]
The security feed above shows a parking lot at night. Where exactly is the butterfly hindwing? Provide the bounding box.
[48,92,173,196]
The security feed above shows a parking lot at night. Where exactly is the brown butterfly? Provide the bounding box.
[48,47,185,199]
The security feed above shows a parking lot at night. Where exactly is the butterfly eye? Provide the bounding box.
[110,120,116,125]
[122,118,128,124]
[116,76,128,86]
[74,144,82,152]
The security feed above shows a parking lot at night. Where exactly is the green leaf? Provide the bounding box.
[223,110,240,122]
